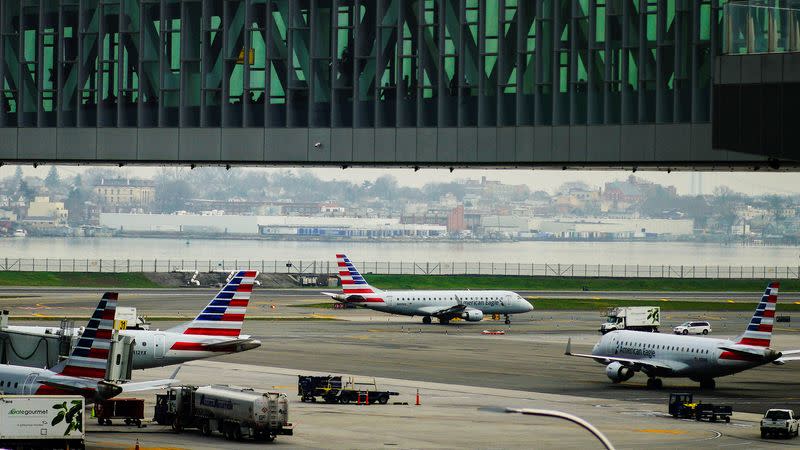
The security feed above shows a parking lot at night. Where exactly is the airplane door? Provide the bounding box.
[154,334,166,359]
[22,372,38,394]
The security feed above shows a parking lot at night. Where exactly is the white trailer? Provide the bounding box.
[600,306,660,333]
[0,395,85,449]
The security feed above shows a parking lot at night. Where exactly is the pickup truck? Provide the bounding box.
[761,409,800,439]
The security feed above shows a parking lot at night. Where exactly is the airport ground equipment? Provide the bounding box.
[94,397,144,427]
[668,393,732,422]
[114,307,150,330]
[761,409,799,438]
[600,306,660,333]
[298,375,399,404]
[154,384,292,442]
[0,395,85,449]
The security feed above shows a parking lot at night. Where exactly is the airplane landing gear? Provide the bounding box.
[504,314,511,325]
[699,378,716,390]
[438,317,450,325]
[422,316,432,324]
[646,378,663,389]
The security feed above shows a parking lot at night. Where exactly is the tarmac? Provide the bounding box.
[2,287,800,448]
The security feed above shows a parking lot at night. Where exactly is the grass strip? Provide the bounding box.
[362,274,795,292]
[0,272,161,288]
[530,298,800,312]
[9,316,339,321]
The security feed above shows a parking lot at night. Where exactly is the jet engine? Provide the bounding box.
[461,309,484,322]
[605,361,634,383]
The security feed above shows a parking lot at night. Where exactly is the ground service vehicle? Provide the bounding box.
[299,375,399,404]
[600,306,660,333]
[673,321,712,335]
[0,395,85,449]
[668,393,732,422]
[154,384,292,442]
[761,409,799,438]
[95,398,144,426]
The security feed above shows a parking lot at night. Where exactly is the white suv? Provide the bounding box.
[673,321,712,335]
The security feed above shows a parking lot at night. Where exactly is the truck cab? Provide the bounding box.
[761,409,799,439]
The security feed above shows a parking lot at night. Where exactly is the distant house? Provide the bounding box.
[93,178,155,211]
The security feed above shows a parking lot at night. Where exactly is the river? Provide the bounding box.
[0,237,797,266]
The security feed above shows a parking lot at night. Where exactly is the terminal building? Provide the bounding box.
[0,1,796,166]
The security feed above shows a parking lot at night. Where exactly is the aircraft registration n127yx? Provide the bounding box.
[566,282,800,389]
[8,270,262,370]
[322,254,533,324]
[0,293,177,402]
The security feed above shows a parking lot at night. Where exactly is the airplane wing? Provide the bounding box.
[39,377,101,394]
[564,338,677,373]
[321,292,364,303]
[203,338,260,350]
[118,365,182,393]
[119,378,180,393]
[773,349,800,364]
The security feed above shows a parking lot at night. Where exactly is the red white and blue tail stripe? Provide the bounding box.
[55,292,117,379]
[336,254,384,303]
[736,281,779,347]
[180,270,258,337]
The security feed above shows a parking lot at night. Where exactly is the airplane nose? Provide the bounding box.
[523,297,533,312]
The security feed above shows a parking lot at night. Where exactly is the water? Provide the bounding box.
[0,237,797,266]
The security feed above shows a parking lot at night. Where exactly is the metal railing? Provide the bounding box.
[724,1,800,54]
[0,258,797,279]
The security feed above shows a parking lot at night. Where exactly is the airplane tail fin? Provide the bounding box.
[53,292,118,379]
[167,270,258,337]
[736,281,780,347]
[336,253,383,295]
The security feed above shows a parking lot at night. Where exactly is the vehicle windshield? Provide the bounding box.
[679,322,691,327]
[766,410,791,420]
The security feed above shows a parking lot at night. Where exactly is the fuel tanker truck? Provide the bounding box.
[154,384,293,442]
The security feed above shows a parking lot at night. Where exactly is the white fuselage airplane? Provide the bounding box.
[323,254,533,324]
[567,282,800,389]
[0,293,175,402]
[7,270,261,370]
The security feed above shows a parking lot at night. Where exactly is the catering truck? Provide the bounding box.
[154,385,292,442]
[0,395,85,449]
[600,306,660,333]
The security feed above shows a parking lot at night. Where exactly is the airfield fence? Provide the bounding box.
[0,258,797,279]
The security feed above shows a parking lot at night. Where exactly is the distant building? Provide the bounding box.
[24,196,68,226]
[447,205,466,233]
[93,178,155,211]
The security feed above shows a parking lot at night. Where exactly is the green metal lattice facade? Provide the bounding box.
[0,0,779,166]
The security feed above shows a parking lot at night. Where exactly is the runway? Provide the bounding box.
[0,286,789,320]
[3,287,800,447]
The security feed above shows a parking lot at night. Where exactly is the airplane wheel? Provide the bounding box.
[646,378,662,389]
[505,318,511,325]
[700,378,716,390]
[422,316,431,324]
[438,318,450,325]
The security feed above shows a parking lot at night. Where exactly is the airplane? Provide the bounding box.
[0,292,176,402]
[7,270,262,370]
[322,254,533,324]
[566,282,800,389]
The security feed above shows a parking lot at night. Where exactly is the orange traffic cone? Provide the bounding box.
[415,389,421,406]
[135,438,140,450]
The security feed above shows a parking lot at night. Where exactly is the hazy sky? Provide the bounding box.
[0,164,797,196]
